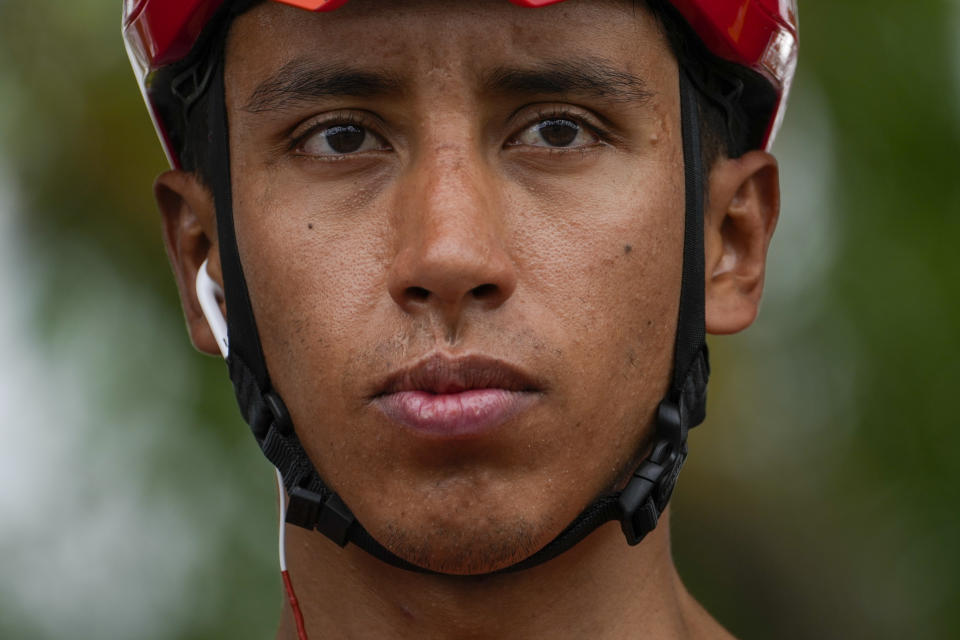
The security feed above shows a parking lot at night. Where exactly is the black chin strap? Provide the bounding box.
[207,51,709,574]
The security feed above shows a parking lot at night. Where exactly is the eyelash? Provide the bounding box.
[288,111,388,155]
[510,106,612,149]
[286,106,612,158]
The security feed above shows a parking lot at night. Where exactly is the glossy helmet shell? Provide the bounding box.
[123,0,798,166]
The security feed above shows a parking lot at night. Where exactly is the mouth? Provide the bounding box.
[370,353,543,438]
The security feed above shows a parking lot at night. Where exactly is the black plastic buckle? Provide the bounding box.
[618,471,660,546]
[286,487,324,530]
[264,391,293,435]
[286,487,356,548]
[618,439,682,545]
[657,400,684,448]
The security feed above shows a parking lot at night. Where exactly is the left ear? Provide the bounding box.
[704,150,780,335]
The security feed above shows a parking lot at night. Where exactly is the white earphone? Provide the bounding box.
[195,258,229,359]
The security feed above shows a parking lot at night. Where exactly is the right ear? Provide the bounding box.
[155,169,223,356]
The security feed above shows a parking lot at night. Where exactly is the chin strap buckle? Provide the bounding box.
[617,400,688,545]
[286,487,356,548]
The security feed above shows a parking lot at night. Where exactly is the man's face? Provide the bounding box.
[225,0,684,574]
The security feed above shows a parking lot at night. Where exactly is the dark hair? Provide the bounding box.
[151,0,776,185]
[643,0,778,166]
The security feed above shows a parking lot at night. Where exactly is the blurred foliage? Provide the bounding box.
[0,1,957,638]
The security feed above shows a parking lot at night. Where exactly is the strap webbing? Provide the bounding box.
[671,67,710,439]
[206,6,271,398]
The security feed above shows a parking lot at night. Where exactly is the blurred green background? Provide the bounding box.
[0,1,957,638]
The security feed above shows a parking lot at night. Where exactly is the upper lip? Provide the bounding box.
[373,353,543,397]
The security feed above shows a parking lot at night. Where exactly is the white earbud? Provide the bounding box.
[195,258,229,358]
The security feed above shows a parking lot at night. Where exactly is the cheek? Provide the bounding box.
[498,156,685,474]
[511,156,684,375]
[232,170,396,407]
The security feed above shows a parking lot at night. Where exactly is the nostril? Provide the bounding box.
[470,283,500,300]
[406,286,430,302]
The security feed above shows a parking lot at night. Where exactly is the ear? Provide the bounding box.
[155,170,224,356]
[703,151,780,335]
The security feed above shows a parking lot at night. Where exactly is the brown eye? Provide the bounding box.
[512,117,600,149]
[536,119,580,147]
[325,125,366,153]
[299,123,388,156]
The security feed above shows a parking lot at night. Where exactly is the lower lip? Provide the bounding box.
[373,389,537,438]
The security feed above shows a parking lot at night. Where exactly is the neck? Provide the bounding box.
[276,509,731,640]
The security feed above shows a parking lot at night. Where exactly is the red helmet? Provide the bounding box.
[123,0,798,167]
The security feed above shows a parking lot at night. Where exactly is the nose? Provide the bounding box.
[388,145,517,323]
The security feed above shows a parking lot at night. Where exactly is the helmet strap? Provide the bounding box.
[206,46,709,574]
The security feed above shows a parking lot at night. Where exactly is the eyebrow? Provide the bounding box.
[243,57,653,114]
[482,58,654,104]
[244,59,403,113]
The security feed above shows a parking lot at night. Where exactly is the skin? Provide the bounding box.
[155,0,779,637]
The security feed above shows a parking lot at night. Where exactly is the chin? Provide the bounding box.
[375,514,549,575]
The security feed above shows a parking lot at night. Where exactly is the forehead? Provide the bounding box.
[226,0,675,99]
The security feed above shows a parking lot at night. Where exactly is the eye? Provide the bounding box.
[511,117,600,149]
[298,123,388,157]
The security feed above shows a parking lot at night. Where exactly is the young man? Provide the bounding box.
[124,0,797,637]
